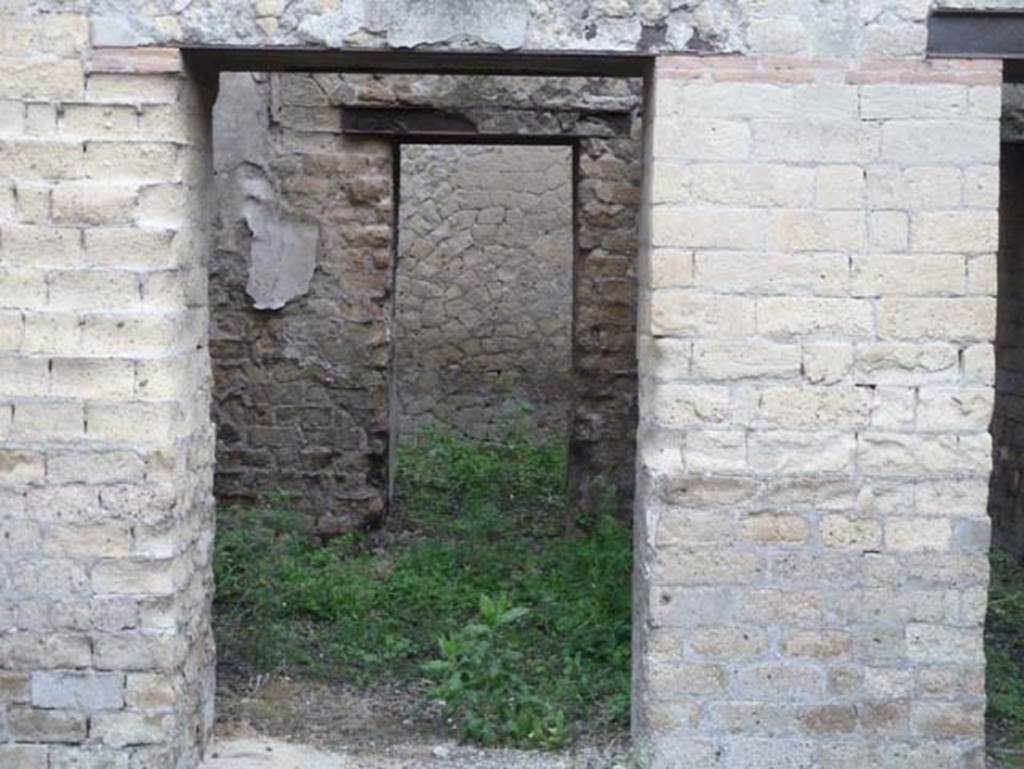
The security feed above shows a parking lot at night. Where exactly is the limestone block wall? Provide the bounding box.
[634,56,1001,768]
[0,29,217,769]
[395,143,574,442]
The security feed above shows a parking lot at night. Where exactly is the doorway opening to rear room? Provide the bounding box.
[205,70,641,761]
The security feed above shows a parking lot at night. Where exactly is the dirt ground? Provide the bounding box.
[204,672,631,769]
[207,671,1024,768]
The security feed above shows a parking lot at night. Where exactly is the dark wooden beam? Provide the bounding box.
[928,10,1024,61]
[182,45,652,78]
[341,106,633,139]
[342,107,478,136]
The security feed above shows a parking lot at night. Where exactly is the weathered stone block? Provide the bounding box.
[2,225,82,268]
[91,559,179,596]
[767,210,864,252]
[31,672,124,710]
[690,626,768,658]
[885,518,952,552]
[124,673,176,710]
[821,515,883,551]
[695,252,848,295]
[911,211,999,253]
[865,165,961,210]
[652,118,751,161]
[649,293,755,338]
[85,74,181,104]
[877,298,995,342]
[748,431,855,475]
[851,254,964,297]
[758,298,873,339]
[682,429,747,473]
[741,514,808,545]
[52,181,139,226]
[90,712,172,748]
[692,341,801,381]
[8,707,88,742]
[651,207,765,250]
[44,524,133,558]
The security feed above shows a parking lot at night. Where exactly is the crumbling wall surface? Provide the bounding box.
[0,28,217,769]
[572,131,642,515]
[29,0,1015,59]
[991,143,1024,559]
[275,72,641,135]
[634,56,1000,767]
[395,143,574,442]
[211,72,394,534]
[210,72,641,526]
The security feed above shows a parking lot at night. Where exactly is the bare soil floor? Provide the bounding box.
[204,671,1024,768]
[202,672,631,769]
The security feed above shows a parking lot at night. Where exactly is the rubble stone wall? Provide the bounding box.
[211,73,395,533]
[210,72,642,530]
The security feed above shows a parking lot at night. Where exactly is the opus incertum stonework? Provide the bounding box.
[0,0,1019,767]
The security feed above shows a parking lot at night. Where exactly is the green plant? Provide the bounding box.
[988,550,1024,761]
[425,594,569,748]
[213,424,632,749]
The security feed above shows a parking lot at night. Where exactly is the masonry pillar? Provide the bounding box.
[0,31,217,768]
[633,56,1000,768]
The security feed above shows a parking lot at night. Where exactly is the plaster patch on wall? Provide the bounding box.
[243,202,320,311]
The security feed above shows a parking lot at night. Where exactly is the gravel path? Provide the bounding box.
[202,733,629,769]
[207,672,630,769]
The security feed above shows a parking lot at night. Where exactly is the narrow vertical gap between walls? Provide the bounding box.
[567,139,582,532]
[386,139,402,519]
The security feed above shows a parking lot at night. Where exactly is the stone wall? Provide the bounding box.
[0,34,217,768]
[210,72,641,529]
[1,2,1018,767]
[34,0,1020,60]
[211,73,394,533]
[395,143,574,442]
[634,56,1000,767]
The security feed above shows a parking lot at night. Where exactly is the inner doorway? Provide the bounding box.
[394,142,575,446]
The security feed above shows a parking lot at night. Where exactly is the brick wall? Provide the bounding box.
[0,26,217,769]
[634,56,1000,768]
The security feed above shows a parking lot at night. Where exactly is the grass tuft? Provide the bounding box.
[988,550,1024,763]
[213,426,632,749]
